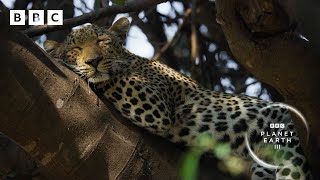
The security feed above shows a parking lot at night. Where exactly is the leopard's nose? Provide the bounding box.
[85,56,103,68]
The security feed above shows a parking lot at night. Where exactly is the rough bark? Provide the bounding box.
[215,0,320,179]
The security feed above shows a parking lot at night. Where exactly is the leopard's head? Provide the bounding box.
[44,17,130,83]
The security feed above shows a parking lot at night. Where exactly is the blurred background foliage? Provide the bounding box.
[1,0,284,103]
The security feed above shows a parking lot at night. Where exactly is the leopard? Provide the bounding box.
[44,17,312,180]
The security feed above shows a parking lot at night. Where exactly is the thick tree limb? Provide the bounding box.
[0,30,181,179]
[23,0,168,37]
[215,0,320,178]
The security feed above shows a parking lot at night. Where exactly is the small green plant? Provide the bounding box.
[180,133,247,180]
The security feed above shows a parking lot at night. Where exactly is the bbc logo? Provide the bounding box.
[10,10,63,25]
[270,123,285,129]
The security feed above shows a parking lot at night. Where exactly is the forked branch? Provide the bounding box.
[23,0,168,37]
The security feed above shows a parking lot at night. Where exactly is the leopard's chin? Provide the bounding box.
[87,72,110,83]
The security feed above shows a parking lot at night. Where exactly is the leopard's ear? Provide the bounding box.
[44,40,64,58]
[109,17,130,43]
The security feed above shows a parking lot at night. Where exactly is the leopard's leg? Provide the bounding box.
[272,123,312,180]
[251,121,312,180]
[273,148,312,180]
[246,103,313,180]
[248,132,312,180]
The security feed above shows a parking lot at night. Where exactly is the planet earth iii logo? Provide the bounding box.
[245,103,310,169]
[261,123,295,150]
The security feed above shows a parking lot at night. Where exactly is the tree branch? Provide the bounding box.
[23,0,168,37]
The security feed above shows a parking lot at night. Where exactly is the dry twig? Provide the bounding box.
[153,8,191,60]
[190,0,199,61]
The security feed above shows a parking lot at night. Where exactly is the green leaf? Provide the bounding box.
[214,143,231,159]
[180,151,200,180]
[196,133,215,148]
[223,156,247,176]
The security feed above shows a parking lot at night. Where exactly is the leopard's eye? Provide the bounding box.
[72,47,82,51]
[97,39,111,45]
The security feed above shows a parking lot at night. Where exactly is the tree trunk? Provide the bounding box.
[215,0,320,179]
